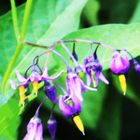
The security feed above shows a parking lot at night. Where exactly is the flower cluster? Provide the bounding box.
[10,39,140,139]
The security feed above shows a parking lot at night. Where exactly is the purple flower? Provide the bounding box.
[10,71,29,106]
[44,82,57,104]
[29,71,42,82]
[47,115,57,139]
[23,116,43,140]
[133,59,140,75]
[110,51,130,74]
[58,94,85,134]
[66,71,97,101]
[84,56,109,88]
[66,71,85,101]
[110,51,130,95]
[29,67,63,94]
[59,95,82,118]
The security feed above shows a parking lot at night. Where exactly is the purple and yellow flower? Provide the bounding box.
[66,70,96,102]
[23,116,43,140]
[59,95,84,135]
[110,51,130,95]
[47,114,57,139]
[10,71,29,106]
[84,55,109,88]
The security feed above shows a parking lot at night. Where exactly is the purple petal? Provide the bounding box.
[86,74,92,86]
[30,72,41,82]
[47,115,57,139]
[59,96,72,118]
[10,80,17,90]
[66,72,84,101]
[35,123,43,140]
[41,67,48,80]
[110,51,130,74]
[99,73,109,84]
[16,71,26,82]
[59,95,82,118]
[23,117,43,140]
[44,85,57,104]
[43,70,64,81]
[133,59,140,75]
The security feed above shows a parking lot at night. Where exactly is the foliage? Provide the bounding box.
[0,0,140,140]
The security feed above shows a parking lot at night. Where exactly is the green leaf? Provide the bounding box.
[0,0,88,100]
[130,0,140,23]
[0,0,87,139]
[81,80,107,128]
[82,0,100,25]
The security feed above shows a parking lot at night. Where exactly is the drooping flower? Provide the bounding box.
[110,51,130,95]
[59,95,82,118]
[23,116,43,140]
[29,67,63,94]
[47,114,57,139]
[10,71,29,106]
[59,95,84,135]
[84,55,109,88]
[66,70,96,102]
[44,81,57,104]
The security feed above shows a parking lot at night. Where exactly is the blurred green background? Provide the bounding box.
[0,0,140,140]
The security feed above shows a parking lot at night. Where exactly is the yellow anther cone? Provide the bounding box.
[73,115,85,135]
[91,71,97,88]
[118,74,126,95]
[19,86,26,106]
[33,81,39,94]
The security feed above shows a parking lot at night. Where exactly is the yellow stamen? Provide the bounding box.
[119,74,126,95]
[33,81,39,94]
[73,115,85,135]
[19,86,26,106]
[91,71,97,88]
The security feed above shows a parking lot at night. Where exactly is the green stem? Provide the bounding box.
[20,0,33,41]
[10,0,19,41]
[2,0,33,93]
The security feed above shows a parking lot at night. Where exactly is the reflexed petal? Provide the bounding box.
[41,67,48,79]
[10,80,17,90]
[66,72,84,101]
[44,70,64,81]
[86,74,91,87]
[99,73,109,85]
[16,71,26,82]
